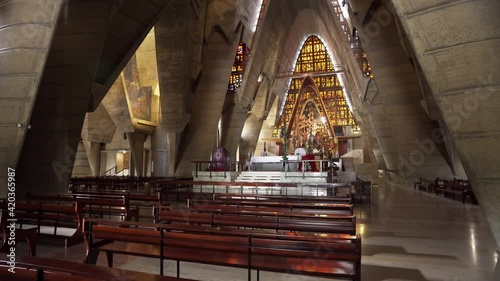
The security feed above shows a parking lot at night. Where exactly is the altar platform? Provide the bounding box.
[250,155,299,171]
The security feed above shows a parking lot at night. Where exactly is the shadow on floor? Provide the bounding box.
[362,264,429,281]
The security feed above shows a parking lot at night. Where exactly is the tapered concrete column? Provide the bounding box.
[127,132,147,177]
[221,94,248,159]
[174,0,241,177]
[15,0,115,195]
[166,132,179,177]
[349,1,454,185]
[390,0,500,249]
[239,113,264,165]
[152,125,168,177]
[86,142,102,177]
[155,0,196,178]
[0,0,63,195]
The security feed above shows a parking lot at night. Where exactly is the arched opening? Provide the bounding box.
[275,35,359,157]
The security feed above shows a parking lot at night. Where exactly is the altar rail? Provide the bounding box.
[152,180,351,198]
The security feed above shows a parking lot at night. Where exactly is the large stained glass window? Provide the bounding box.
[275,36,359,152]
[352,29,372,78]
[228,43,249,92]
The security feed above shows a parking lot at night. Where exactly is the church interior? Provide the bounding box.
[0,0,499,280]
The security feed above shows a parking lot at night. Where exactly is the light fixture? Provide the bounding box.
[257,72,265,83]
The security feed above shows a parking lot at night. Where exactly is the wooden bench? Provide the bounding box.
[154,207,356,235]
[151,216,357,242]
[0,255,196,281]
[213,193,352,204]
[434,179,477,204]
[413,178,433,192]
[84,219,361,281]
[1,200,85,247]
[188,198,353,212]
[351,178,371,204]
[26,192,139,222]
[0,209,37,256]
[70,190,163,219]
[184,204,355,221]
[151,180,351,200]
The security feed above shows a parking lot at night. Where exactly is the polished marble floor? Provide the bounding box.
[11,183,500,281]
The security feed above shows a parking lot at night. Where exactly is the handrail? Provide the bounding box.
[102,166,117,176]
[115,168,127,176]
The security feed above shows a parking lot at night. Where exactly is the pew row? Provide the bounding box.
[184,204,355,221]
[212,193,352,204]
[0,255,196,281]
[26,193,139,222]
[84,219,361,281]
[154,207,356,235]
[1,201,84,248]
[188,198,353,212]
[0,210,37,256]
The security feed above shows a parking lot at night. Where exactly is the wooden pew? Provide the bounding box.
[188,198,353,212]
[70,177,175,193]
[417,178,434,193]
[70,190,163,219]
[151,180,351,201]
[351,178,371,204]
[26,193,139,222]
[154,208,356,235]
[434,179,477,204]
[1,201,85,247]
[212,193,352,204]
[152,216,357,242]
[0,255,196,281]
[84,219,361,281]
[0,209,37,256]
[184,204,355,221]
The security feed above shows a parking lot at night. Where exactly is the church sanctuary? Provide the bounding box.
[1,0,499,280]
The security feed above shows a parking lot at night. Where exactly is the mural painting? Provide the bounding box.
[123,55,152,121]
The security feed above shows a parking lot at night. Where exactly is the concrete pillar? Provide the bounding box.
[0,0,63,195]
[87,142,102,177]
[129,153,135,177]
[239,114,264,165]
[15,0,115,195]
[349,1,454,185]
[390,0,500,249]
[221,94,248,159]
[152,125,168,177]
[167,132,180,177]
[127,132,147,177]
[174,0,241,177]
[154,0,196,178]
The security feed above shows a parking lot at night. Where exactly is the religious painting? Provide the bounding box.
[123,55,152,121]
[291,96,333,154]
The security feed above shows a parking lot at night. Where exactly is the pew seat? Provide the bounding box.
[0,255,196,281]
[84,219,361,281]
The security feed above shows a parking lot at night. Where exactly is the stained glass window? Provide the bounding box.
[228,43,249,92]
[274,36,360,145]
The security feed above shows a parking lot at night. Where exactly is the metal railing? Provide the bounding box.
[191,161,243,179]
[282,159,331,179]
[102,166,117,176]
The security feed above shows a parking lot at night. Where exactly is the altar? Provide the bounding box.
[250,155,300,171]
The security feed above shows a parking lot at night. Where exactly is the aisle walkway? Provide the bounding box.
[31,183,498,281]
[358,183,498,281]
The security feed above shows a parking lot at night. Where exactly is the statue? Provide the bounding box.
[281,124,289,171]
